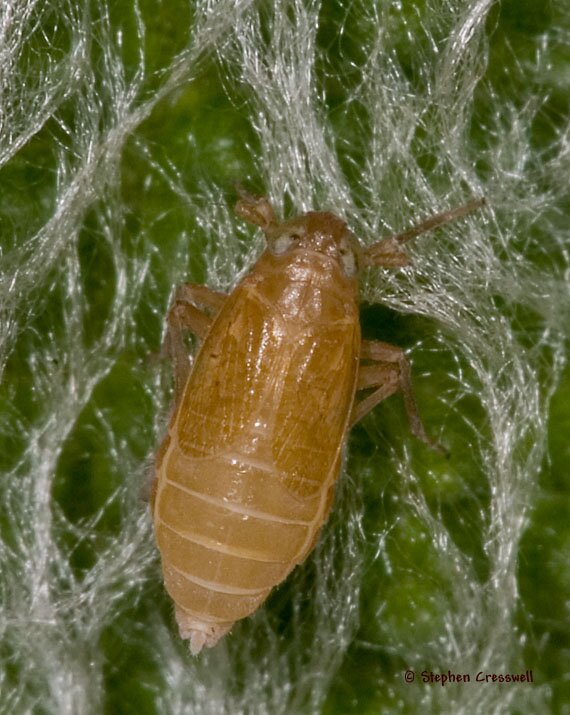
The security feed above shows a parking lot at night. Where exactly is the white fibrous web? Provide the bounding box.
[0,1,568,714]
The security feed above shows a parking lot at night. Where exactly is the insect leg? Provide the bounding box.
[352,340,447,455]
[363,198,485,267]
[350,363,400,426]
[165,284,227,402]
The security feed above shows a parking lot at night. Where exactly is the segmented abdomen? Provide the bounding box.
[154,438,338,639]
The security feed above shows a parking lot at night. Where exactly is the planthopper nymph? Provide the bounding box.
[150,188,484,654]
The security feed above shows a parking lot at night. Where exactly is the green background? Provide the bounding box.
[1,1,568,713]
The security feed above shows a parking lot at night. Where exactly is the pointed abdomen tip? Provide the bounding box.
[175,607,233,654]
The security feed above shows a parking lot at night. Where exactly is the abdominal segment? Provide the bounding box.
[154,446,337,639]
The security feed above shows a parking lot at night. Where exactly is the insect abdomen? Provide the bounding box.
[154,443,329,651]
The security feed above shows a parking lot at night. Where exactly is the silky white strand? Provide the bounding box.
[1,1,568,713]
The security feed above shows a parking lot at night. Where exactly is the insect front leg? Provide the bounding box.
[165,283,226,403]
[351,340,447,455]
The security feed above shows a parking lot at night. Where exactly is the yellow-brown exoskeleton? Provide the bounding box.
[151,189,484,654]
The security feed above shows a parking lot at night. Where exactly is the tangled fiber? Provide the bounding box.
[1,1,569,713]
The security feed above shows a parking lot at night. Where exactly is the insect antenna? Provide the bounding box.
[363,197,486,268]
[233,183,277,233]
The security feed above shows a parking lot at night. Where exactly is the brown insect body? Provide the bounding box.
[153,211,361,653]
[152,193,483,654]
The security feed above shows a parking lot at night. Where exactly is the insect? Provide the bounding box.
[151,189,483,654]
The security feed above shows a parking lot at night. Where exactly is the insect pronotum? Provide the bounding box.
[151,189,484,654]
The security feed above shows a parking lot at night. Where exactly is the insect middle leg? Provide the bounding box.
[165,283,226,402]
[351,340,446,454]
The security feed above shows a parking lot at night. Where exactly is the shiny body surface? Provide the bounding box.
[151,193,483,653]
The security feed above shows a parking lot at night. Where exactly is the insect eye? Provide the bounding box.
[270,229,304,255]
[338,238,358,277]
[340,251,356,276]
